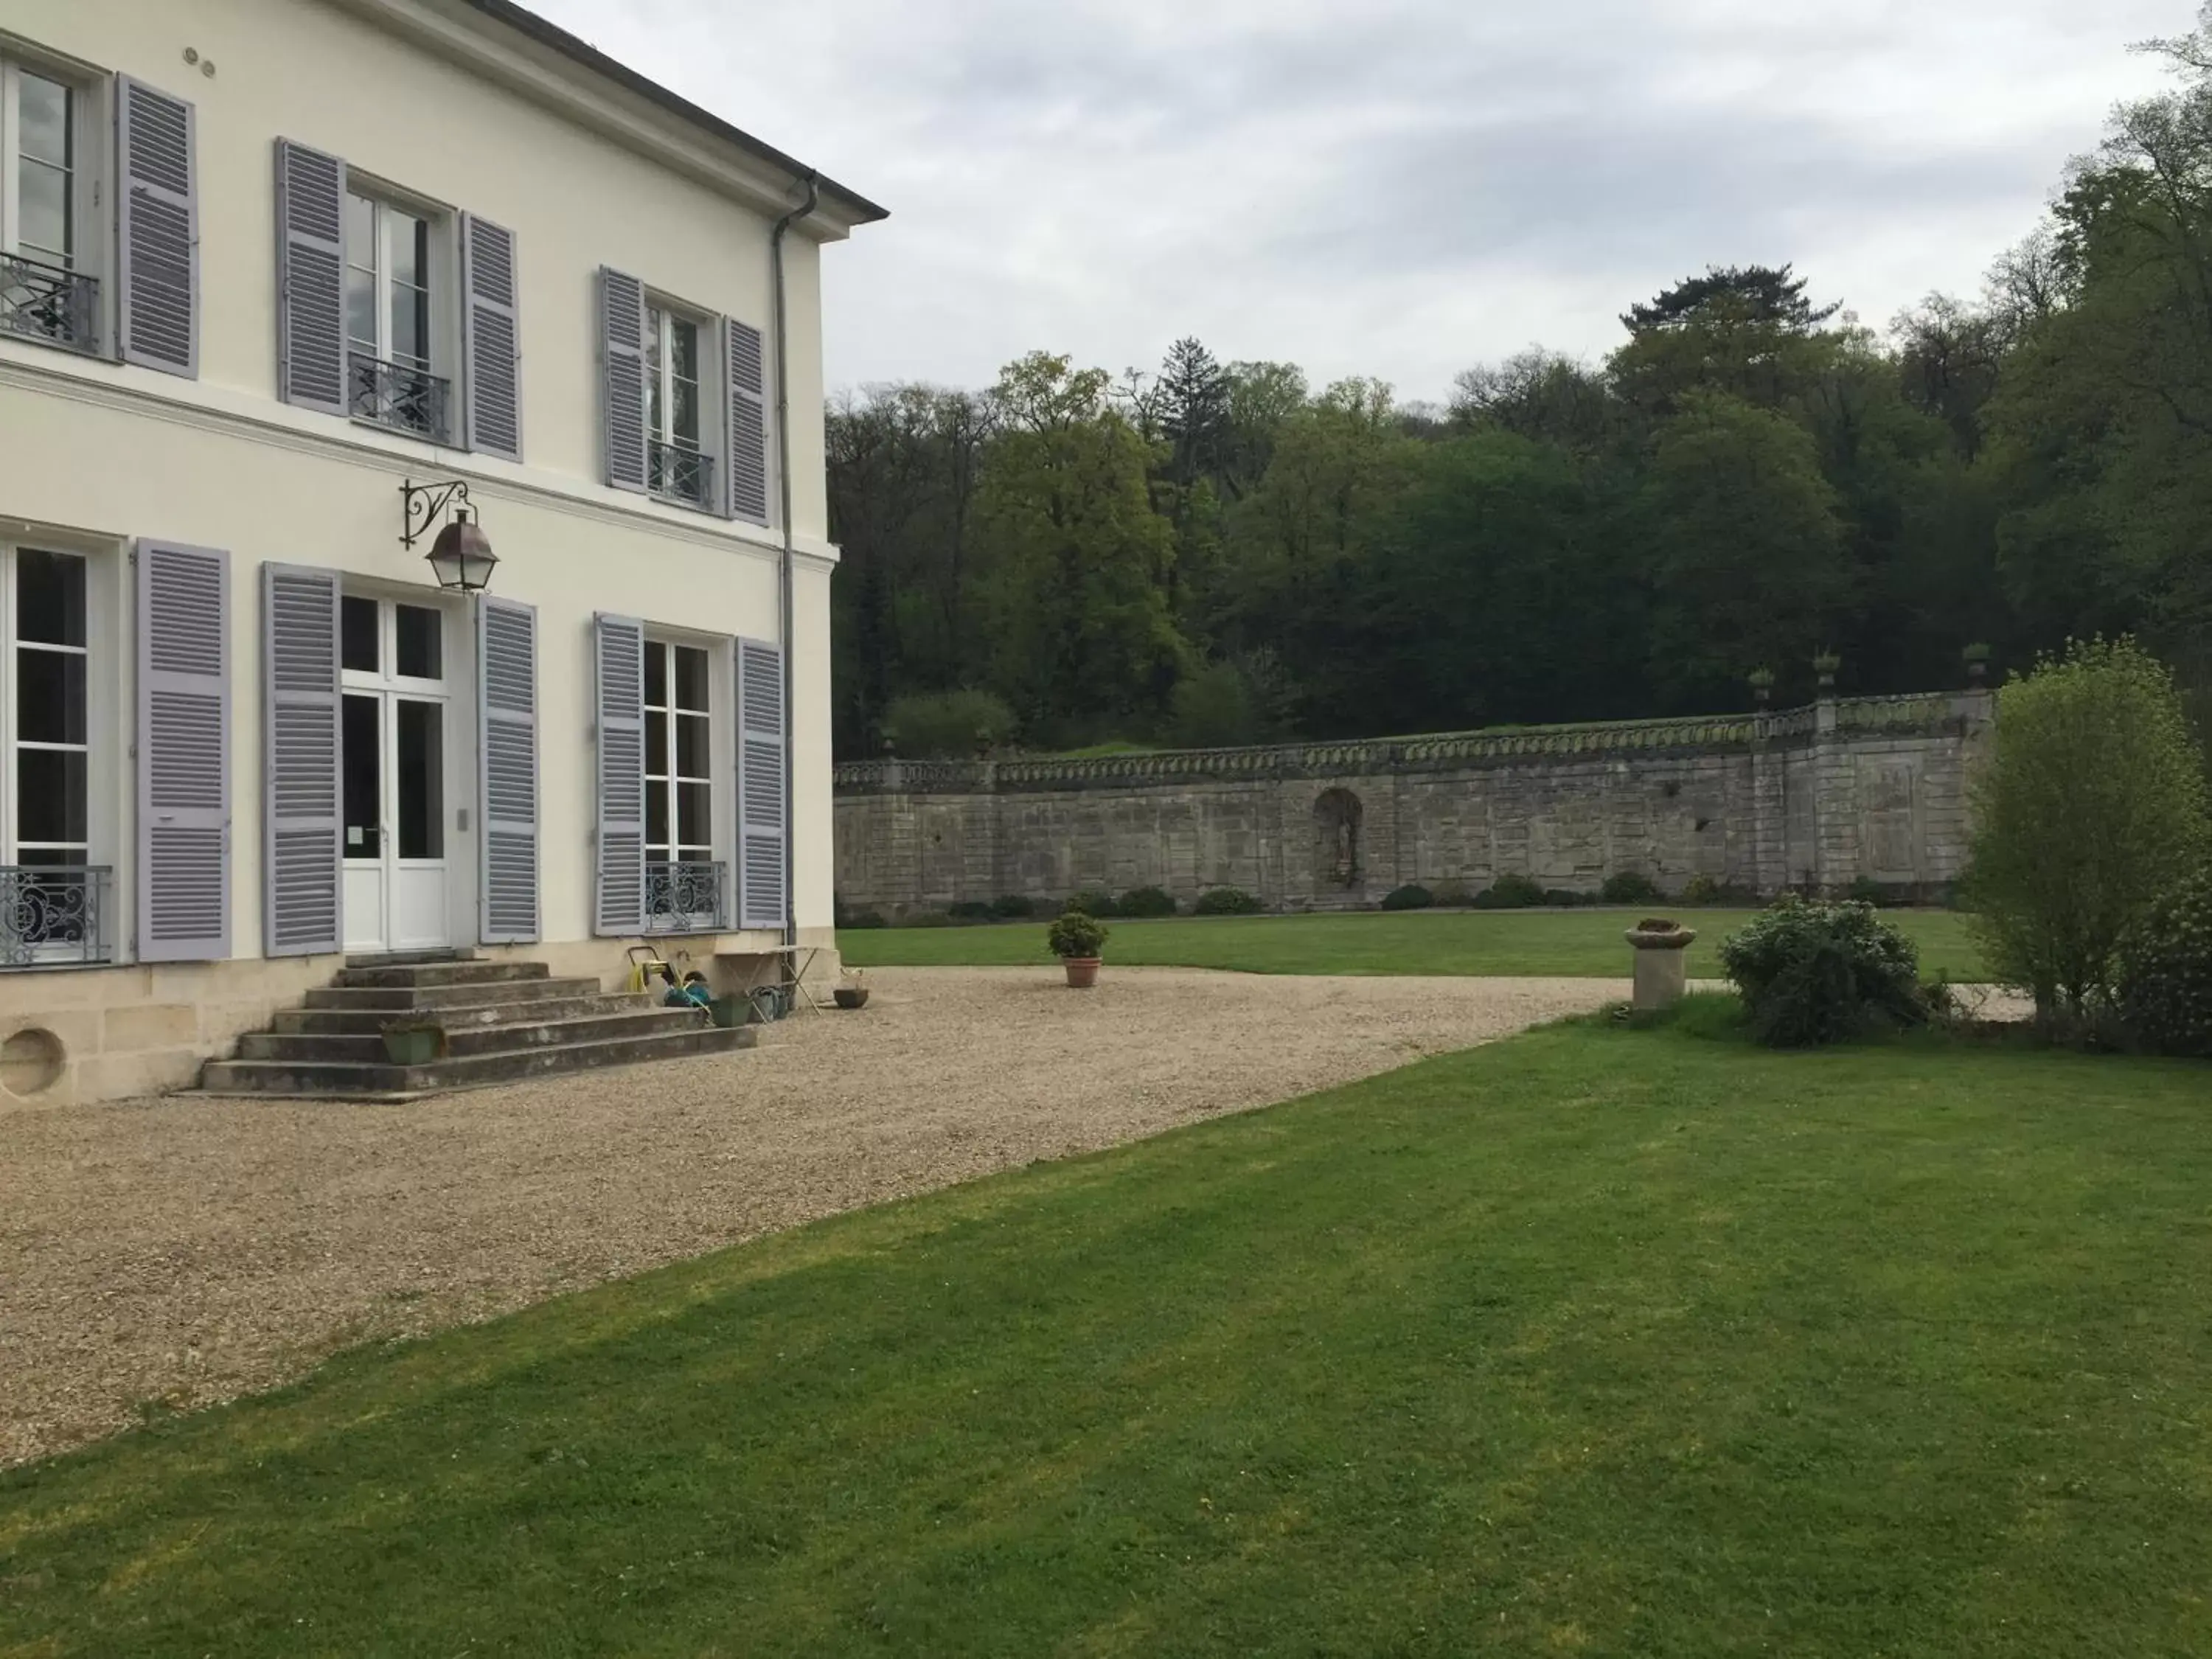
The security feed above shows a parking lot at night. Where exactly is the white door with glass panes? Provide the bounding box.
[0,545,94,963]
[341,594,453,953]
[644,303,710,508]
[644,639,718,931]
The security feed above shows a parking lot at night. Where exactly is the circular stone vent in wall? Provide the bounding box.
[0,1028,66,1098]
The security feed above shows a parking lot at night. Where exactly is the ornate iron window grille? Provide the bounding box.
[644,860,728,935]
[649,439,716,510]
[0,866,112,968]
[349,350,453,442]
[0,253,99,354]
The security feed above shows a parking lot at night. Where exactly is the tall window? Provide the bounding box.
[644,303,710,507]
[344,189,445,439]
[1,58,94,351]
[643,640,711,871]
[3,546,88,870]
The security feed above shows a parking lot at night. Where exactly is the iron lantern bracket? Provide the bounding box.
[399,478,473,549]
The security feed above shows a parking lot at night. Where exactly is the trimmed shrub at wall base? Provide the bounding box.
[949,901,995,922]
[1380,884,1436,911]
[1718,896,1929,1048]
[990,895,1037,919]
[1475,873,1549,909]
[2115,868,2212,1057]
[1118,886,1178,918]
[1066,890,1121,919]
[1601,872,1663,905]
[1681,874,1722,906]
[1193,887,1265,916]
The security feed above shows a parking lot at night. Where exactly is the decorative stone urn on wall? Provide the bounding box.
[1625,918,1697,1010]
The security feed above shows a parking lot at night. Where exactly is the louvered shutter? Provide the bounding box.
[116,78,198,376]
[275,139,348,416]
[262,565,342,957]
[478,597,539,942]
[462,215,522,460]
[599,268,648,492]
[737,637,787,931]
[725,317,770,525]
[135,542,229,961]
[594,613,646,934]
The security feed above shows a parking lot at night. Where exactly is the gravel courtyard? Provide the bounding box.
[0,966,1615,1466]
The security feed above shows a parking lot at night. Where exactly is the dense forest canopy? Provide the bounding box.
[827,11,2212,759]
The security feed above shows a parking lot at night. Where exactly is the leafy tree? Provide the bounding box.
[880,689,1018,759]
[1641,391,1850,704]
[1964,638,2212,1026]
[971,353,1188,740]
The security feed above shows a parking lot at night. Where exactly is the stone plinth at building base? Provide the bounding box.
[834,690,1996,919]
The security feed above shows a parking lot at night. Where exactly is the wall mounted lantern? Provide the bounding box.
[399,478,499,593]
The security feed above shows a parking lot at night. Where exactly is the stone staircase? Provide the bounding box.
[201,950,757,1101]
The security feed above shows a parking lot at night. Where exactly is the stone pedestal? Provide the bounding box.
[1626,925,1697,1011]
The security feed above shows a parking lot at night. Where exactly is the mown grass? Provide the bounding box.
[3,1015,2205,1655]
[843,905,1986,981]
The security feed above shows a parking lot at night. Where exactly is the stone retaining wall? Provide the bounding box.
[832,691,1995,917]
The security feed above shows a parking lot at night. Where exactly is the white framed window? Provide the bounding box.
[0,49,101,354]
[644,299,714,510]
[642,638,712,869]
[0,542,102,964]
[343,183,453,441]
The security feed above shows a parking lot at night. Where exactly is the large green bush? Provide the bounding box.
[1380,884,1435,911]
[1601,872,1663,905]
[1065,889,1121,919]
[1475,873,1548,909]
[1718,897,1929,1048]
[1117,886,1177,917]
[880,689,1018,759]
[2115,868,2212,1057]
[1964,639,2212,1024]
[1192,887,1264,916]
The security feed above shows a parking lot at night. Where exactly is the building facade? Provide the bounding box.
[834,691,1996,917]
[0,0,883,1106]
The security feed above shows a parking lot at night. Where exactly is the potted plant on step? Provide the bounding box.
[1048,908,1109,989]
[380,1016,449,1065]
[834,968,870,1010]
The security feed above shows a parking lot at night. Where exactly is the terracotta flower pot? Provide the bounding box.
[1062,956,1101,989]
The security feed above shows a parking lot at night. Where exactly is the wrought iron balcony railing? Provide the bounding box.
[650,439,716,511]
[0,866,112,968]
[644,860,728,935]
[349,351,453,442]
[1,252,99,355]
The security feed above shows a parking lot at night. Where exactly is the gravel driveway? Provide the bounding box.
[0,967,1615,1466]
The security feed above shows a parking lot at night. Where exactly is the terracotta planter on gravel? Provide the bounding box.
[1062,957,1101,990]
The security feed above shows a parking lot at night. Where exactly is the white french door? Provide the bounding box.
[341,594,452,953]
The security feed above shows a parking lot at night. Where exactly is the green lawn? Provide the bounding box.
[843,905,1986,981]
[4,1017,2208,1655]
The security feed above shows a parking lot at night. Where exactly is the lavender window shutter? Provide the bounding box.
[478,597,540,943]
[116,78,198,376]
[136,541,229,961]
[736,637,786,931]
[726,318,769,526]
[599,269,647,492]
[275,139,348,415]
[462,215,523,460]
[262,563,342,957]
[594,613,646,933]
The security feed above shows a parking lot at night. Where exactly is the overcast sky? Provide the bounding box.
[530,0,2188,404]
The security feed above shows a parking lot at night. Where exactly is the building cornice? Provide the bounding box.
[0,347,842,568]
[327,0,886,237]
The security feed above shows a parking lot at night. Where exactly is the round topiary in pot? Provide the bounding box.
[1047,909,1110,988]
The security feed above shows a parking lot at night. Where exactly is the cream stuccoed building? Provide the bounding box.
[0,0,885,1105]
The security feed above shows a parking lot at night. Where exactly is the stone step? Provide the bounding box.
[303,976,603,1012]
[331,959,552,990]
[269,992,656,1037]
[237,1006,709,1063]
[343,948,479,968]
[201,1023,759,1100]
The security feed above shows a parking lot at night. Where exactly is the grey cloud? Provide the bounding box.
[529,0,2190,400]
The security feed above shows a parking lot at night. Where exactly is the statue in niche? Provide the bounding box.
[1313,788,1364,888]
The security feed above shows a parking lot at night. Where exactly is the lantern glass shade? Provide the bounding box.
[426,510,498,592]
